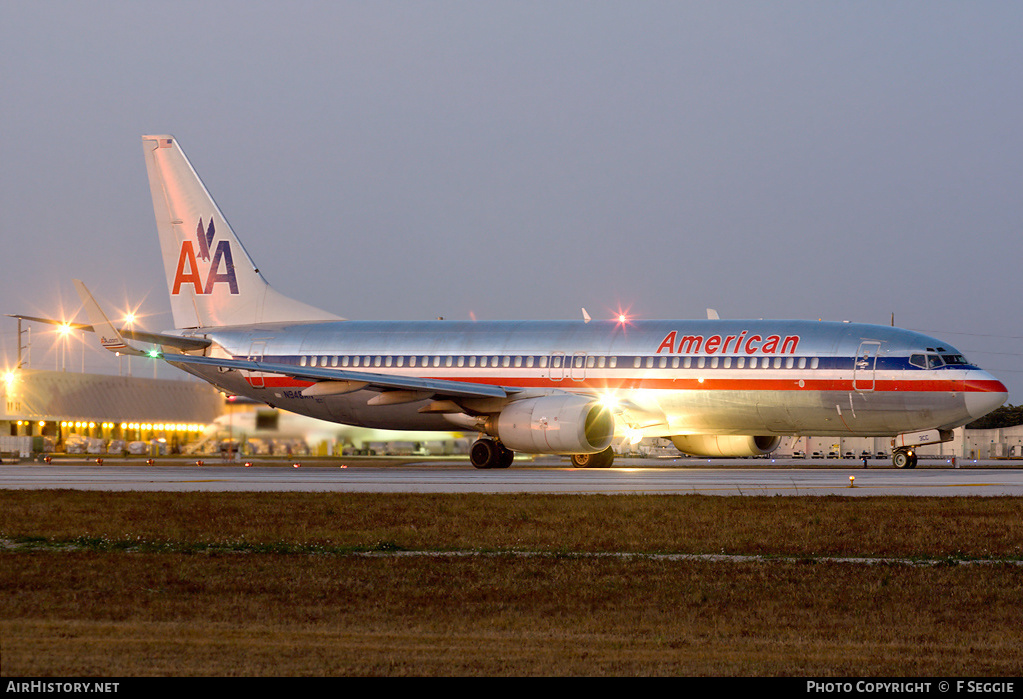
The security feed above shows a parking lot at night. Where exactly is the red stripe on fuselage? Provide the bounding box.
[246,374,1000,393]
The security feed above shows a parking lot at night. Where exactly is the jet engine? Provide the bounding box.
[490,394,615,455]
[670,434,781,458]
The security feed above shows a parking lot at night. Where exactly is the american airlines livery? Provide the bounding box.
[66,135,1008,469]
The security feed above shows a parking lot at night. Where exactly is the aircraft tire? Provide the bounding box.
[470,439,513,469]
[571,447,615,469]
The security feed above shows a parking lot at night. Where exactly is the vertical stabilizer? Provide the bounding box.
[142,135,340,328]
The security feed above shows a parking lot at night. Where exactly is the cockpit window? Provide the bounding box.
[910,353,967,369]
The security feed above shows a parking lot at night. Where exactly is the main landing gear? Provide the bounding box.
[470,438,515,469]
[892,448,918,469]
[469,440,618,469]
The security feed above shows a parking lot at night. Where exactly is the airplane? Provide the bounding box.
[49,135,1011,469]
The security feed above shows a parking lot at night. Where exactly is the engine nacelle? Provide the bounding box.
[491,394,615,455]
[670,434,781,458]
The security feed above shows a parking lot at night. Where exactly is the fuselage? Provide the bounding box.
[167,318,1007,440]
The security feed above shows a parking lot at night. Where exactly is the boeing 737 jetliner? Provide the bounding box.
[63,136,1009,468]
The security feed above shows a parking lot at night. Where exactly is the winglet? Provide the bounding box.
[72,280,148,356]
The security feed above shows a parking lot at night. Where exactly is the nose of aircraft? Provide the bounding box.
[964,372,1009,420]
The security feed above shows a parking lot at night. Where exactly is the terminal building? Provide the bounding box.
[2,368,221,457]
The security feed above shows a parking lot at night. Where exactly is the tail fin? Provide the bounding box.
[141,135,341,328]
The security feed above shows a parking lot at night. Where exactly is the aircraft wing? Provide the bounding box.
[157,351,514,400]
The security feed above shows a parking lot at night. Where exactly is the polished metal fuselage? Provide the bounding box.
[166,318,1007,440]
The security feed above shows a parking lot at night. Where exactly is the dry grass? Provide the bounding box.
[2,490,1023,676]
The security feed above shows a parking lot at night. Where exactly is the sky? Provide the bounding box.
[2,1,1021,402]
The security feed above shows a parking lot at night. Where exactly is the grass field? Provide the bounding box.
[2,489,1023,676]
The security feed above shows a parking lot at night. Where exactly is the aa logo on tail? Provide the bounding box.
[172,218,239,295]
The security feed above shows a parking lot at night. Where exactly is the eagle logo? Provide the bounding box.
[171,217,239,295]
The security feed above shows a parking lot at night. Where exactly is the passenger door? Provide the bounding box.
[853,341,881,391]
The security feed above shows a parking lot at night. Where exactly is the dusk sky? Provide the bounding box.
[2,2,1021,402]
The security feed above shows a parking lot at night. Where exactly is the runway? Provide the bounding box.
[2,457,1022,496]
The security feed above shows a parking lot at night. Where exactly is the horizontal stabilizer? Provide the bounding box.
[73,280,148,356]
